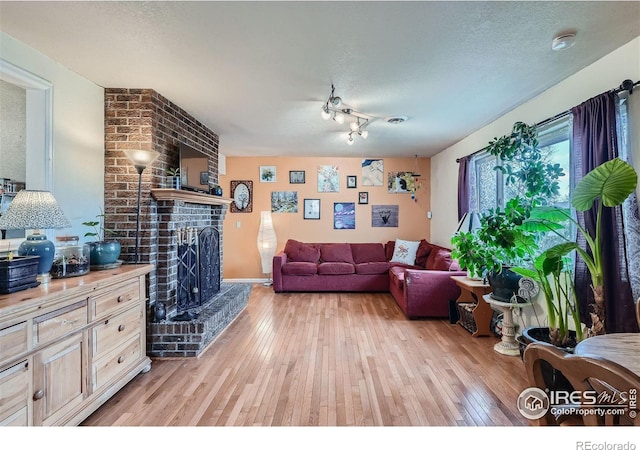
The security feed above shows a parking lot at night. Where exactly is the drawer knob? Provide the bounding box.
[118,356,125,364]
[117,295,124,303]
[118,324,126,332]
[33,389,44,401]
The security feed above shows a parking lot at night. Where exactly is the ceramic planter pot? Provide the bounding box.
[520,326,576,392]
[487,267,522,302]
[168,176,181,190]
[88,240,121,266]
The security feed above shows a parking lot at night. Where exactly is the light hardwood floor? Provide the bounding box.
[82,285,532,426]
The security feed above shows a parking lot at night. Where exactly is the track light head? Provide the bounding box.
[359,129,368,139]
[334,112,344,124]
[347,133,354,145]
[321,105,331,120]
[330,95,342,107]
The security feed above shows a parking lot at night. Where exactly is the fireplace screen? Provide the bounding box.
[175,226,220,320]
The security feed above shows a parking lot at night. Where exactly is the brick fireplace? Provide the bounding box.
[103,88,250,357]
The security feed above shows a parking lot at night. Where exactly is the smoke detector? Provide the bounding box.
[552,32,576,51]
[385,116,408,124]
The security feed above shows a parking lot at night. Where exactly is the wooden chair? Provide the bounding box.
[523,342,640,426]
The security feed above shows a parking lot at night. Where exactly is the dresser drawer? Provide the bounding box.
[91,335,142,391]
[91,304,143,359]
[91,280,140,319]
[33,301,87,346]
[0,360,30,425]
[0,322,28,362]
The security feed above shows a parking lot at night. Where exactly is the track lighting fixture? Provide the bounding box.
[321,84,376,145]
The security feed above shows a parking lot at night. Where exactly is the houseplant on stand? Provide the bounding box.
[451,121,565,301]
[83,211,121,268]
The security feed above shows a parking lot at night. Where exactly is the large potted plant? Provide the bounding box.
[451,122,565,301]
[519,157,638,341]
[82,211,121,267]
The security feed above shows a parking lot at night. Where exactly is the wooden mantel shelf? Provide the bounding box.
[151,188,233,206]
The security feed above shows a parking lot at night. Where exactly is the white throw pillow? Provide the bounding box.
[390,239,420,265]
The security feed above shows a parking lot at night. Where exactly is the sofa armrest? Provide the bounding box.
[272,251,287,292]
[403,268,466,317]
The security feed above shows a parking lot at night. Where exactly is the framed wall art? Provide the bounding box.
[303,198,320,220]
[333,202,355,229]
[358,192,369,205]
[230,180,253,213]
[318,165,339,192]
[346,175,357,188]
[199,171,209,185]
[289,170,305,184]
[271,191,298,213]
[259,165,277,182]
[372,205,399,227]
[388,171,416,193]
[361,159,384,186]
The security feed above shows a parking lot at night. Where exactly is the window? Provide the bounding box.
[468,115,573,251]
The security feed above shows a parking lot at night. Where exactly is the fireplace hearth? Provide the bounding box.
[148,282,251,357]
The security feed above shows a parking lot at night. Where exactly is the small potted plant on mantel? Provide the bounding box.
[167,167,181,190]
[82,211,121,268]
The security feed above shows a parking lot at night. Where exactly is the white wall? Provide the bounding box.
[0,32,104,242]
[431,37,640,247]
[430,37,640,331]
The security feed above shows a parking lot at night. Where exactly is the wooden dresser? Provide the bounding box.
[0,264,153,426]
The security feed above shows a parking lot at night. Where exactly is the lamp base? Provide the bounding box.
[262,274,273,287]
[18,232,55,283]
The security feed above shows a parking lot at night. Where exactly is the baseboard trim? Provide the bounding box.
[223,278,270,284]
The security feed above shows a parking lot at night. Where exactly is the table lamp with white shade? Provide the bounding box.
[0,190,71,282]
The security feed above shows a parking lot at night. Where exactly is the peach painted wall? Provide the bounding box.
[220,156,431,279]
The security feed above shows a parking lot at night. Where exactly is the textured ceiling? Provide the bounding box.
[0,1,638,158]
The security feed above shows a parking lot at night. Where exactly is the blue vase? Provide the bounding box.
[88,240,121,266]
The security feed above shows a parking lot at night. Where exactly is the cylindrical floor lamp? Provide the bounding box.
[257,211,277,285]
[124,149,159,264]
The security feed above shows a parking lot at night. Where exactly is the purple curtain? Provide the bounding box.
[571,91,639,333]
[457,156,470,221]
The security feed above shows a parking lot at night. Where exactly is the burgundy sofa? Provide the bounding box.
[272,239,465,318]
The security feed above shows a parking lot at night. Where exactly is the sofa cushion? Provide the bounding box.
[425,248,453,271]
[415,239,435,267]
[389,239,421,265]
[317,262,355,275]
[320,243,354,263]
[350,243,387,263]
[284,239,320,263]
[355,261,391,275]
[281,262,318,276]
